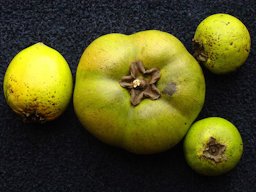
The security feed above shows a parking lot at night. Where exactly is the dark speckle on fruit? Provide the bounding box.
[6,84,14,94]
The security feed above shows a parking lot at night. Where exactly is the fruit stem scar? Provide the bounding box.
[132,79,142,88]
[119,61,161,106]
[192,39,208,62]
[22,110,46,123]
[202,137,226,163]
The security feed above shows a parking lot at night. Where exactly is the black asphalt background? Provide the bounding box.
[0,0,256,191]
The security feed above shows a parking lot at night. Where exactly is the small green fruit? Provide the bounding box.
[183,117,243,176]
[3,43,73,123]
[193,13,251,74]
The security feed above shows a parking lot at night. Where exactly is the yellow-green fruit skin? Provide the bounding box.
[74,30,205,154]
[183,117,243,176]
[193,13,251,74]
[3,43,73,122]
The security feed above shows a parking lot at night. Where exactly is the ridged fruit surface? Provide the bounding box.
[74,30,205,154]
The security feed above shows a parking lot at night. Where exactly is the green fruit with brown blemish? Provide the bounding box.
[183,117,243,176]
[193,13,251,74]
[3,43,73,123]
[74,30,205,154]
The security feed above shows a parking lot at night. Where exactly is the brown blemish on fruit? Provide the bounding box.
[202,137,226,163]
[19,98,59,123]
[162,82,176,96]
[6,84,14,94]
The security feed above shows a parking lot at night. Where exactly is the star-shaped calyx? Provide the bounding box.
[202,137,227,163]
[119,61,161,106]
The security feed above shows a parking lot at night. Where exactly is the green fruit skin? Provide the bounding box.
[193,13,251,74]
[74,30,205,154]
[184,117,243,176]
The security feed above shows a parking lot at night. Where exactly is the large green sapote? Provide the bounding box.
[74,30,205,154]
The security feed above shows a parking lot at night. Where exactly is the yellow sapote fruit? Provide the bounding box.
[3,43,73,123]
[193,13,251,74]
[74,30,205,154]
[183,117,243,176]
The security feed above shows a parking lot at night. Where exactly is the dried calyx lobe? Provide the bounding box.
[22,110,46,123]
[202,137,226,163]
[119,61,161,106]
[192,39,208,62]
